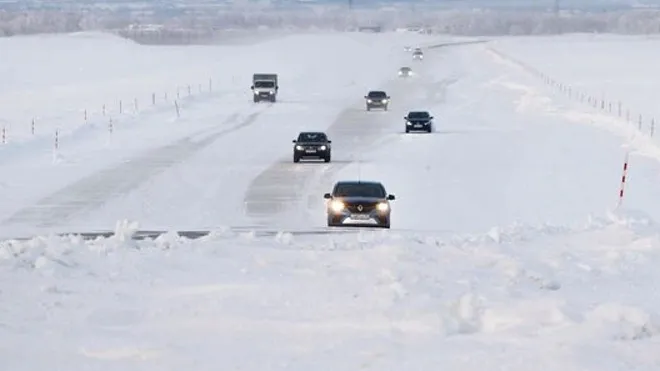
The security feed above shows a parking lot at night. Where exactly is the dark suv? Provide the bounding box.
[364,90,390,111]
[404,110,434,133]
[323,180,395,228]
[292,131,331,163]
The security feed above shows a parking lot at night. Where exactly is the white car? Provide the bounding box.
[412,51,423,60]
[403,46,412,52]
[398,67,413,77]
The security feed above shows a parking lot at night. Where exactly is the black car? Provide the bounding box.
[404,111,434,133]
[323,180,395,228]
[293,131,331,163]
[364,90,390,111]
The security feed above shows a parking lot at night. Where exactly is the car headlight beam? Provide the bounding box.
[377,202,389,212]
[330,200,345,212]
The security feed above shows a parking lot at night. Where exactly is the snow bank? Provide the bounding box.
[1,211,660,369]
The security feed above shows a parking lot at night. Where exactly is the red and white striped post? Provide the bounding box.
[616,152,630,209]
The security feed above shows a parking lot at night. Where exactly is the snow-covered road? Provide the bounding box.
[1,31,660,371]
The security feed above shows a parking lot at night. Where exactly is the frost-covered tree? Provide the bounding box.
[4,6,660,39]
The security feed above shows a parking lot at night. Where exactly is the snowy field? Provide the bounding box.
[490,34,660,139]
[2,32,660,370]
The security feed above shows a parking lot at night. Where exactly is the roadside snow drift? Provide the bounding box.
[1,212,660,370]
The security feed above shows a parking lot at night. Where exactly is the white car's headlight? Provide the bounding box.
[367,99,372,103]
[381,99,388,103]
[320,145,326,150]
[296,145,303,150]
[330,200,345,212]
[254,91,259,95]
[377,202,389,212]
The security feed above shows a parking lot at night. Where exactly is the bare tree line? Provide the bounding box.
[2,7,660,40]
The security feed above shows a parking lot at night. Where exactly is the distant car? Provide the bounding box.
[398,67,413,77]
[404,111,433,133]
[365,90,390,111]
[324,180,395,228]
[412,50,424,60]
[292,131,331,163]
[414,47,422,52]
[403,46,412,52]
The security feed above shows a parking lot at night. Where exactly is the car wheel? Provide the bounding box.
[324,155,331,163]
[366,106,371,111]
[293,155,300,163]
[327,216,340,227]
[405,127,410,133]
[253,96,259,103]
[384,106,388,111]
[378,215,391,228]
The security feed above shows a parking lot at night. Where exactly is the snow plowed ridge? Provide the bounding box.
[2,212,660,369]
[2,106,270,229]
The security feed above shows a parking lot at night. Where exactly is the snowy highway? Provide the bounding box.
[1,31,660,370]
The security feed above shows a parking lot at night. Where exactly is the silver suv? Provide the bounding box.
[364,90,390,111]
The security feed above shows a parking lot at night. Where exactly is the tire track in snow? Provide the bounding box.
[2,105,272,229]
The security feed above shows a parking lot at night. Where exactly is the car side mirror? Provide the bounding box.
[387,194,395,200]
[403,116,407,120]
[327,140,332,143]
[430,116,434,119]
[387,96,391,99]
[324,193,332,199]
[364,96,368,99]
[292,140,296,143]
[250,85,254,89]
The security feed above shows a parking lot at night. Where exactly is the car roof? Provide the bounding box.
[408,110,429,114]
[299,131,326,135]
[334,180,383,186]
[368,90,386,94]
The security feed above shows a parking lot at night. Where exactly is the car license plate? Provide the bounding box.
[305,149,316,153]
[414,124,422,128]
[352,214,370,220]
